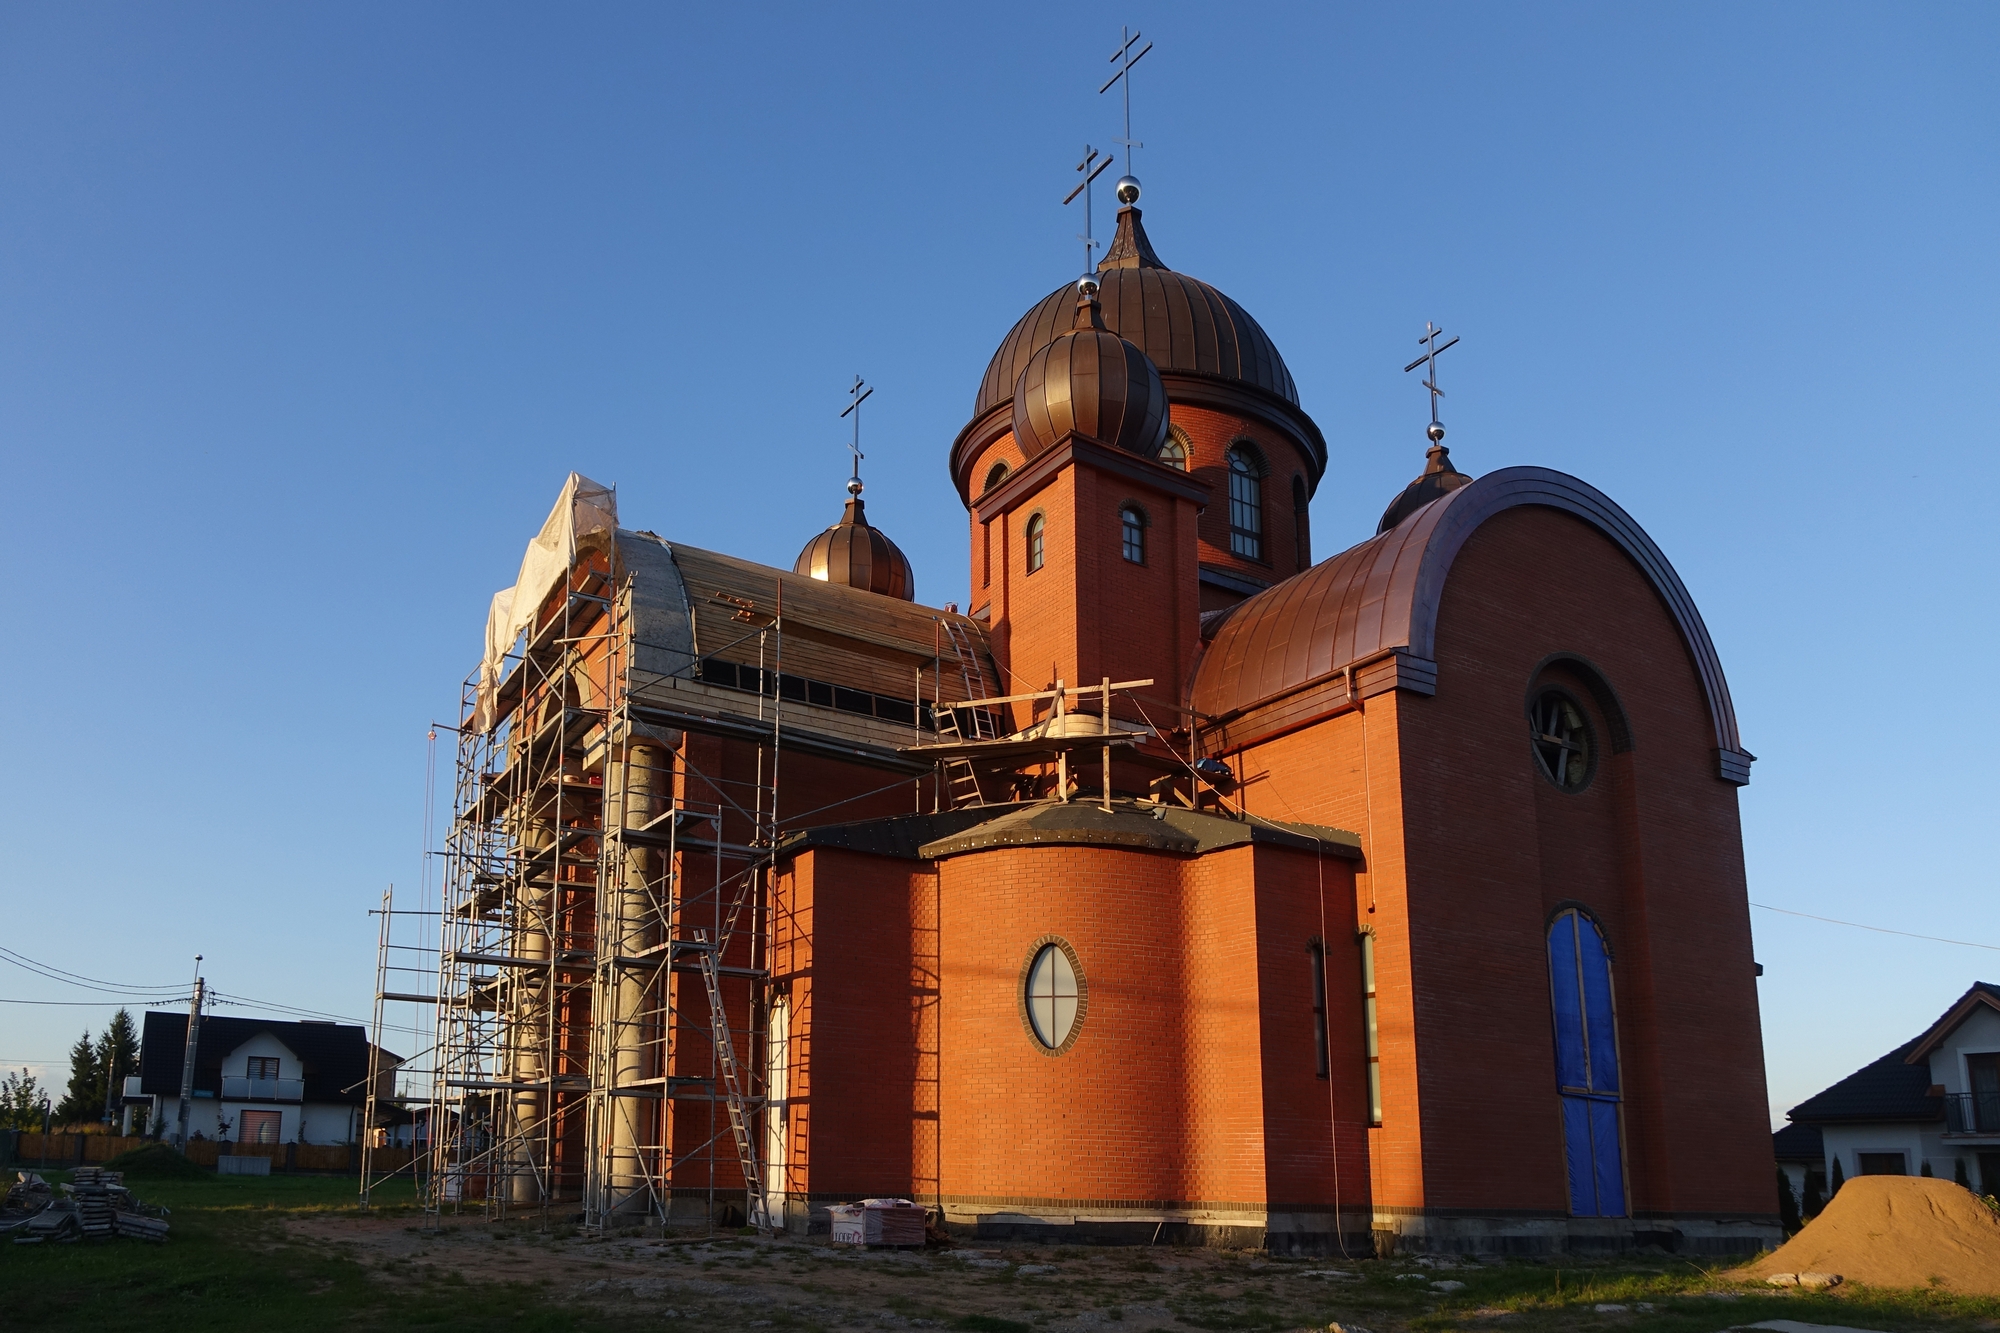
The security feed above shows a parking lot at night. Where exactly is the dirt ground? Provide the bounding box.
[282,1213,1980,1333]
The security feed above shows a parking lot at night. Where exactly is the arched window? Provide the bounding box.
[1120,505,1146,564]
[1530,689,1596,791]
[1548,908,1626,1217]
[982,461,1011,495]
[1158,427,1190,471]
[1227,446,1264,559]
[1025,513,1045,574]
[1292,475,1311,571]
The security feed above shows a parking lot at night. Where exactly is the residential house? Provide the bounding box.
[1781,982,2000,1196]
[134,1011,399,1147]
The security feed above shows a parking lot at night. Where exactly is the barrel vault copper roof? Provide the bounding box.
[974,207,1298,420]
[1189,467,1753,783]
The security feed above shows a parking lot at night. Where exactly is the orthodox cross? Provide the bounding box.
[1062,146,1114,273]
[1100,27,1152,175]
[1403,322,1460,441]
[839,375,873,493]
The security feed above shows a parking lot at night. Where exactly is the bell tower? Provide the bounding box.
[970,277,1207,740]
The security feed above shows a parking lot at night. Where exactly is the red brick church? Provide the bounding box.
[447,181,1777,1256]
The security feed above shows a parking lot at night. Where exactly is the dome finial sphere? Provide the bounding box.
[1115,175,1140,205]
[1076,274,1101,298]
[846,477,864,496]
[1427,421,1446,444]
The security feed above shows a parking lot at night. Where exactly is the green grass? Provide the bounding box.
[0,1170,623,1331]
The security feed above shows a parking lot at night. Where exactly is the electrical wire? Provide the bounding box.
[1749,902,2000,952]
[207,992,372,1026]
[0,946,186,996]
[0,996,192,1006]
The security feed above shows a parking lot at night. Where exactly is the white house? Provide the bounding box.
[1782,981,2000,1198]
[135,1011,398,1147]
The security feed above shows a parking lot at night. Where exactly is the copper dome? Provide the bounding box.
[975,206,1298,419]
[793,493,916,601]
[1010,285,1170,461]
[1377,443,1474,533]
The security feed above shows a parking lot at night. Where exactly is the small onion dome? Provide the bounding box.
[794,488,916,601]
[1010,280,1170,461]
[1377,443,1474,533]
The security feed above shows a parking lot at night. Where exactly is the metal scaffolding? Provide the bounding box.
[428,538,779,1230]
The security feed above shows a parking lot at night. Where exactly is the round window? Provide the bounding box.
[1529,690,1595,791]
[1023,941,1082,1052]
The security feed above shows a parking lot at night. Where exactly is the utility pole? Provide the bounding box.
[174,956,205,1151]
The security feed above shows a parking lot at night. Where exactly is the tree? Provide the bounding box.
[0,1069,45,1130]
[1829,1156,1845,1196]
[92,1009,139,1122]
[1777,1166,1802,1234]
[1921,1159,1934,1177]
[53,1030,100,1125]
[1803,1169,1825,1219]
[1956,1158,1973,1189]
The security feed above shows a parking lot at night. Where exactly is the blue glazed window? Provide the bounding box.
[1548,908,1626,1217]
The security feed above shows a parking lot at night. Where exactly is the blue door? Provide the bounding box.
[1548,909,1626,1217]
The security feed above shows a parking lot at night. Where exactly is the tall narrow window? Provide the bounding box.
[1308,941,1330,1079]
[1120,506,1146,564]
[1292,475,1311,571]
[1228,447,1263,559]
[1025,513,1045,573]
[981,519,991,587]
[1158,429,1189,471]
[1549,908,1627,1218]
[1359,930,1381,1124]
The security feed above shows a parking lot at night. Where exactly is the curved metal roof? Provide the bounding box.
[792,495,915,601]
[1011,292,1170,461]
[974,207,1298,419]
[1189,467,1750,778]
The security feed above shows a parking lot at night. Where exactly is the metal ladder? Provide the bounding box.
[695,930,767,1232]
[935,619,999,808]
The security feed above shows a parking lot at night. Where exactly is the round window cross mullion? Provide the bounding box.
[1020,938,1087,1055]
[1529,690,1596,792]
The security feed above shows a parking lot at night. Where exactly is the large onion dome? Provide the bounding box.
[794,485,916,601]
[976,202,1298,418]
[1010,278,1170,460]
[1377,442,1474,533]
[950,181,1325,505]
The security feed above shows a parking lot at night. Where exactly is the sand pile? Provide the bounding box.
[1748,1176,2000,1296]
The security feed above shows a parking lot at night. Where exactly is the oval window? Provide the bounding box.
[1024,943,1080,1050]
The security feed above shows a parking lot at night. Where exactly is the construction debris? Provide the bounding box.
[3,1169,171,1245]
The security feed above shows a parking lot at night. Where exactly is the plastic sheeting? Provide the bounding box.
[473,473,618,733]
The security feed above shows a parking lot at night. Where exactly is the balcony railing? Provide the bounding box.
[221,1076,305,1103]
[1942,1091,2000,1134]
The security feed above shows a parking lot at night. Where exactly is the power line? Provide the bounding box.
[0,996,190,1006]
[0,946,186,996]
[1750,902,2000,952]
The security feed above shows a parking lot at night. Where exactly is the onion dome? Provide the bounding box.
[1377,442,1474,533]
[1010,278,1170,461]
[977,200,1298,418]
[794,482,916,601]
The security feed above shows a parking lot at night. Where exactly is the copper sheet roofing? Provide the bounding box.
[1189,467,1749,770]
[975,206,1297,419]
[793,493,916,601]
[1011,287,1169,461]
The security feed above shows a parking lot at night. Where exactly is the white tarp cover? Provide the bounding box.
[473,473,618,732]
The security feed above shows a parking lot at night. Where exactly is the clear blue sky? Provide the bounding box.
[1,3,1993,1130]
